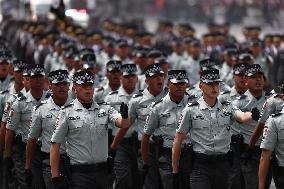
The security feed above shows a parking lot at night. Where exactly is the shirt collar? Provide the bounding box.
[198,96,222,110]
[26,91,47,103]
[73,98,100,111]
[164,93,188,107]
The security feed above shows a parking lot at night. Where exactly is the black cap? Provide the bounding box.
[121,64,137,76]
[238,53,254,62]
[144,64,164,77]
[248,39,262,47]
[29,64,45,76]
[48,70,70,84]
[199,58,218,71]
[81,53,96,67]
[233,63,247,75]
[106,60,122,72]
[154,57,169,65]
[116,39,129,47]
[245,64,264,77]
[12,60,26,72]
[0,51,12,64]
[200,69,222,83]
[168,70,188,84]
[147,49,163,59]
[72,70,94,84]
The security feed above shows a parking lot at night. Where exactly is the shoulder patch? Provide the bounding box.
[152,99,163,108]
[133,92,143,98]
[187,101,199,107]
[271,112,282,118]
[1,90,9,94]
[108,91,118,95]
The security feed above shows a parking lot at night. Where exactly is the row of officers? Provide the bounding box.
[0,59,283,189]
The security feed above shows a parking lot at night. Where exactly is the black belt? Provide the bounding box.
[194,153,228,163]
[71,162,107,173]
[162,146,191,155]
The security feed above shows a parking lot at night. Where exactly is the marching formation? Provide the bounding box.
[0,16,283,189]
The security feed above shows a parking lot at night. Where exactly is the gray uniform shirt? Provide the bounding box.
[6,91,49,142]
[259,94,284,124]
[144,93,191,148]
[233,90,268,145]
[104,87,138,138]
[28,96,73,154]
[0,75,13,92]
[177,97,238,154]
[260,109,284,166]
[94,85,112,103]
[128,88,168,141]
[51,99,120,165]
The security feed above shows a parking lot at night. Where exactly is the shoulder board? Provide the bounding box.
[139,89,144,92]
[221,101,231,105]
[108,91,118,95]
[97,101,108,106]
[187,86,195,91]
[187,101,199,107]
[152,99,163,108]
[271,112,282,118]
[95,87,104,92]
[34,101,47,110]
[62,103,73,109]
[221,90,230,95]
[236,94,247,100]
[0,90,9,94]
[45,92,52,99]
[265,91,273,97]
[17,94,26,101]
[133,93,143,98]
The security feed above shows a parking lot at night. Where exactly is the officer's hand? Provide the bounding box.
[142,164,149,184]
[251,107,260,121]
[25,169,33,188]
[172,173,179,189]
[120,102,128,119]
[52,176,66,189]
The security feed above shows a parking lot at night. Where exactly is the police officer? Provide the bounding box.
[0,51,13,91]
[25,70,72,189]
[111,63,167,189]
[142,70,191,189]
[220,47,238,87]
[105,64,139,189]
[94,60,122,103]
[172,68,256,189]
[50,70,130,189]
[258,107,284,189]
[232,64,271,189]
[4,64,48,189]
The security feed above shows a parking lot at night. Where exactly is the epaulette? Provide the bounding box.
[236,94,247,100]
[45,91,52,99]
[0,90,9,94]
[97,101,108,106]
[133,92,143,98]
[187,86,195,91]
[265,91,273,97]
[221,101,231,105]
[271,112,282,118]
[187,101,199,107]
[221,90,230,95]
[62,103,73,109]
[108,91,118,95]
[34,101,47,110]
[16,92,26,101]
[95,87,104,92]
[152,99,163,108]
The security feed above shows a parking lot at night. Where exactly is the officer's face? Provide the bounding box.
[0,63,9,78]
[233,74,247,90]
[50,82,69,100]
[200,82,220,99]
[73,83,94,103]
[30,75,45,91]
[13,71,23,85]
[122,75,138,91]
[116,46,129,59]
[246,73,264,91]
[168,81,187,98]
[106,70,122,85]
[190,45,201,58]
[146,73,165,93]
[23,76,30,91]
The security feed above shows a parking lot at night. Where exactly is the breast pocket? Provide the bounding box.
[160,116,177,137]
[21,111,32,122]
[137,107,149,121]
[68,120,84,136]
[96,116,108,134]
[42,118,55,130]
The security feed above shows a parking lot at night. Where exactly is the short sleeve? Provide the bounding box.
[128,98,138,120]
[28,107,43,139]
[259,99,274,124]
[176,107,191,134]
[260,117,277,151]
[6,101,21,131]
[144,108,159,136]
[51,109,68,144]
